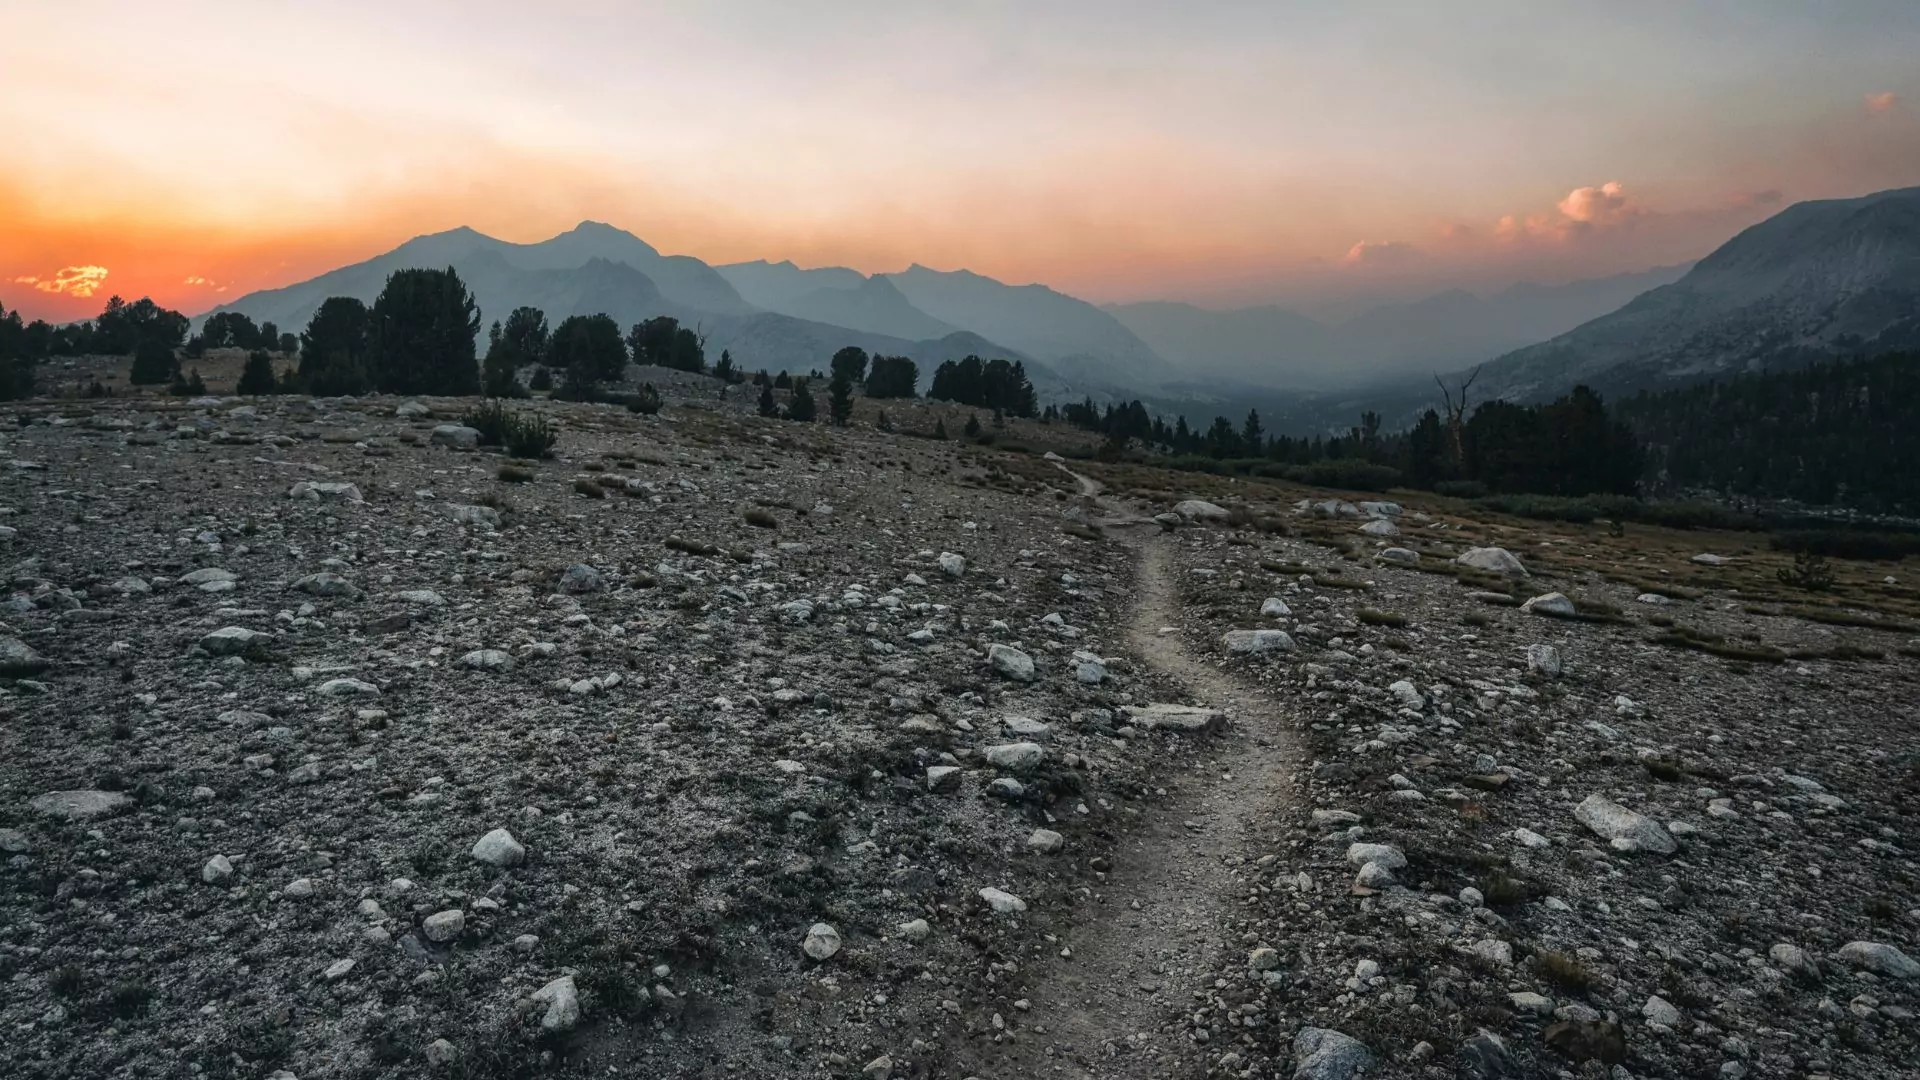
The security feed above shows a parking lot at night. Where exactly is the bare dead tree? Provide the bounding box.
[1436,365,1481,466]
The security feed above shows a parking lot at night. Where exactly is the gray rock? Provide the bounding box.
[896,918,930,941]
[1526,644,1562,677]
[289,481,363,503]
[324,958,357,981]
[1002,716,1052,741]
[987,643,1035,681]
[802,922,842,960]
[423,909,465,943]
[29,789,132,821]
[1026,828,1064,853]
[1837,941,1920,979]
[1224,629,1295,654]
[558,564,604,594]
[461,649,513,672]
[1359,518,1399,537]
[1292,1026,1374,1080]
[317,677,379,697]
[199,626,268,657]
[182,567,238,586]
[1574,794,1677,854]
[1311,809,1362,828]
[0,635,48,676]
[395,401,432,418]
[450,504,500,530]
[1120,703,1225,733]
[203,854,234,884]
[1768,942,1817,977]
[983,742,1045,771]
[532,975,580,1031]
[293,572,358,598]
[1521,592,1576,617]
[1260,596,1292,617]
[395,589,447,606]
[937,551,966,578]
[1377,547,1420,565]
[0,828,29,853]
[471,828,526,867]
[1643,995,1683,1027]
[979,887,1027,914]
[1388,680,1426,710]
[1174,499,1230,522]
[925,766,963,793]
[1345,843,1407,870]
[1454,547,1528,576]
[1455,1029,1520,1079]
[430,424,480,450]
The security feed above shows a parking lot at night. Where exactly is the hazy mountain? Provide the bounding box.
[716,261,959,341]
[1468,185,1920,401]
[882,265,1173,389]
[204,225,1052,388]
[1104,263,1691,390]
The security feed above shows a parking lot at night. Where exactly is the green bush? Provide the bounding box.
[1771,529,1920,561]
[506,413,558,459]
[1283,460,1401,492]
[461,400,514,447]
[628,382,662,416]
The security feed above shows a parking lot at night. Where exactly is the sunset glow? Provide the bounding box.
[4,1,1918,323]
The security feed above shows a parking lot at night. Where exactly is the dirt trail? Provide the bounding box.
[962,475,1304,1079]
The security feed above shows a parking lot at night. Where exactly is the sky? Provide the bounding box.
[4,0,1920,324]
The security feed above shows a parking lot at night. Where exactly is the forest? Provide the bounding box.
[1618,351,1920,513]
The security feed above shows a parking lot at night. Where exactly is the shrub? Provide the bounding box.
[1356,608,1408,627]
[461,400,514,446]
[506,413,558,459]
[743,507,779,529]
[786,379,816,422]
[1432,479,1488,499]
[1283,460,1401,491]
[497,465,534,483]
[1771,529,1920,561]
[130,339,178,385]
[528,366,553,392]
[1777,551,1836,592]
[167,368,207,397]
[236,350,278,395]
[628,382,662,416]
[573,477,606,499]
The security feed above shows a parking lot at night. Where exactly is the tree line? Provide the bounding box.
[1053,383,1644,498]
[1616,350,1920,513]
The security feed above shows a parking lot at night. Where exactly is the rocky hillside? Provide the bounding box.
[1469,186,1920,401]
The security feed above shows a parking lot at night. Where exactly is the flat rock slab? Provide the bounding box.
[1121,703,1226,733]
[1574,794,1676,854]
[31,790,133,820]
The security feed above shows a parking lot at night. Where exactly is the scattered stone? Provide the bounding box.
[1573,794,1677,854]
[802,923,842,960]
[532,975,580,1031]
[1224,629,1294,654]
[429,424,480,450]
[1836,941,1920,980]
[937,551,966,578]
[987,644,1036,681]
[461,649,513,672]
[979,887,1027,914]
[29,790,132,821]
[558,563,604,594]
[1260,596,1292,617]
[202,854,234,884]
[423,909,465,943]
[1526,643,1562,677]
[1174,499,1229,522]
[1026,828,1064,853]
[1454,547,1528,576]
[471,828,526,867]
[1521,593,1576,617]
[199,626,269,657]
[1120,703,1225,733]
[1291,1027,1374,1080]
[983,742,1045,771]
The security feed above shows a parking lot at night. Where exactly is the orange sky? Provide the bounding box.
[5,2,1919,324]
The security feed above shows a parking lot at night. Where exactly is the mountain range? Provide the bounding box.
[203,185,1920,417]
[1464,185,1920,402]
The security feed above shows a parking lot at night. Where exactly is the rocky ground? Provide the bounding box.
[1,383,1915,1080]
[1135,494,1920,1080]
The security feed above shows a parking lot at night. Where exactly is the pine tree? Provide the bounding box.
[828,373,854,426]
[129,339,178,385]
[367,266,481,396]
[787,378,816,422]
[236,349,277,395]
[757,380,778,417]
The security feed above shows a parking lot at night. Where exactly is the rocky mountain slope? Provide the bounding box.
[1467,186,1920,401]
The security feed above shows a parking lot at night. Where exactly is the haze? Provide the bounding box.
[5,0,1919,323]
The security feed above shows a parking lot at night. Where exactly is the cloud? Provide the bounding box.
[1865,92,1898,115]
[12,265,110,297]
[183,275,216,286]
[1341,239,1421,266]
[1555,180,1639,226]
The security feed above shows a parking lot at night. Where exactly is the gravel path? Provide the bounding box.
[959,489,1306,1079]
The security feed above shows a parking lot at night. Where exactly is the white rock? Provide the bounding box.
[532,975,580,1031]
[926,766,963,793]
[423,909,465,942]
[1292,1027,1374,1080]
[429,424,480,450]
[1377,547,1420,565]
[1388,680,1426,710]
[1345,843,1406,871]
[1260,597,1292,618]
[987,644,1036,681]
[1520,592,1576,617]
[979,887,1027,914]
[1691,553,1730,566]
[802,922,842,960]
[199,626,269,657]
[29,789,133,820]
[1174,499,1230,522]
[450,504,500,529]
[202,854,234,884]
[1027,828,1064,853]
[1573,794,1676,854]
[937,551,966,578]
[1643,995,1683,1027]
[1454,547,1528,577]
[1526,644,1562,677]
[896,918,930,941]
[983,742,1046,771]
[461,649,513,672]
[317,677,379,697]
[1120,703,1225,733]
[1358,518,1398,537]
[1837,941,1920,979]
[471,828,526,867]
[1223,629,1294,654]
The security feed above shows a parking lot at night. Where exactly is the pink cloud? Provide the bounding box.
[1556,181,1639,226]
[12,265,110,298]
[1866,92,1898,114]
[1341,239,1421,266]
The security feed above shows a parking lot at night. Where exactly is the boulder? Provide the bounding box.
[1521,592,1576,617]
[471,828,526,867]
[1836,941,1920,979]
[987,644,1036,681]
[1573,794,1676,854]
[1223,629,1294,654]
[30,789,132,820]
[1120,703,1225,733]
[0,635,49,676]
[1358,518,1399,537]
[1291,1027,1373,1080]
[429,424,480,450]
[1454,547,1528,577]
[1174,499,1230,522]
